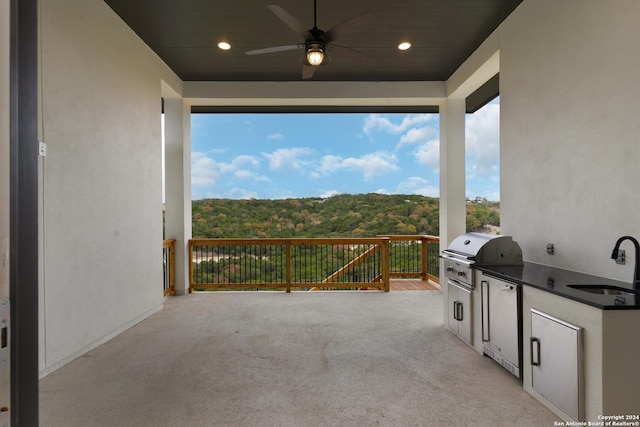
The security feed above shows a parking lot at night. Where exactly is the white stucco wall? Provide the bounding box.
[500,0,640,281]
[39,0,182,375]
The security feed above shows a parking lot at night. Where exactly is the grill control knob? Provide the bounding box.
[446,267,454,272]
[457,271,466,277]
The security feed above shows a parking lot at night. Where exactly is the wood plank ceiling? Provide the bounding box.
[103,0,522,82]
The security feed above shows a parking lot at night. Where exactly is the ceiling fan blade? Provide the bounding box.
[246,44,305,55]
[327,45,376,66]
[302,64,316,79]
[323,11,375,43]
[268,5,309,39]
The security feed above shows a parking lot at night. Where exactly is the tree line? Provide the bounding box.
[190,193,500,238]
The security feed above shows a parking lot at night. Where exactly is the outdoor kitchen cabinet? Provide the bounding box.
[522,285,640,422]
[447,282,472,345]
[530,309,583,421]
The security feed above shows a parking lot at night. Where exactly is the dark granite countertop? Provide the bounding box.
[475,262,640,310]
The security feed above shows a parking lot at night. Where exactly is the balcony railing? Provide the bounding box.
[163,239,176,296]
[187,235,439,293]
[382,235,440,282]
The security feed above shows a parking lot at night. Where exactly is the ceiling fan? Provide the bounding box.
[245,1,376,79]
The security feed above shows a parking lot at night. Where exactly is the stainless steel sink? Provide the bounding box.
[567,284,640,296]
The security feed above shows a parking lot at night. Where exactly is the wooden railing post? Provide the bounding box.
[188,240,194,294]
[169,240,176,295]
[285,240,291,293]
[163,239,177,296]
[421,236,428,282]
[381,237,390,292]
[425,236,440,285]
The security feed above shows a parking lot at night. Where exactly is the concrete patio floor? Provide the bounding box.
[40,291,559,427]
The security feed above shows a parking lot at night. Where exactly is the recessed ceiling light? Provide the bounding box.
[398,42,411,51]
[218,41,231,50]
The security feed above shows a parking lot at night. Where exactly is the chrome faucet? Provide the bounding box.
[611,235,640,291]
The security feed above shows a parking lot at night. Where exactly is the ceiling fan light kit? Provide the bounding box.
[245,1,375,79]
[306,42,325,66]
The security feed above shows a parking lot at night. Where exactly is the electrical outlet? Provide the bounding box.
[615,249,625,265]
[546,243,555,255]
[38,141,47,157]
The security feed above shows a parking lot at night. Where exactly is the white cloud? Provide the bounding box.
[320,190,340,198]
[341,153,399,179]
[269,190,297,199]
[398,127,435,146]
[466,101,500,179]
[227,188,259,199]
[191,152,219,188]
[414,140,440,172]
[395,177,439,197]
[319,155,342,174]
[374,188,391,195]
[191,152,263,191]
[234,155,260,168]
[363,113,435,136]
[219,155,260,174]
[262,147,314,171]
[267,133,284,140]
[363,113,438,153]
[319,152,399,180]
[234,170,270,182]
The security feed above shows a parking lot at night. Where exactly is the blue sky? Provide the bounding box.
[189,98,499,201]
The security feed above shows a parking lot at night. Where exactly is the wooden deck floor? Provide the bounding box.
[389,278,441,291]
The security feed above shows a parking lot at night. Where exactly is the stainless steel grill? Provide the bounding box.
[442,232,524,378]
[441,232,523,289]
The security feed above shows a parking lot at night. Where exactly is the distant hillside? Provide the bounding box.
[191,194,499,238]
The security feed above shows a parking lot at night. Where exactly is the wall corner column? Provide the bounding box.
[164,98,192,296]
[439,98,466,323]
[439,98,466,247]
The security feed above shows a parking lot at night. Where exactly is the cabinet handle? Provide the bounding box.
[457,301,463,321]
[530,337,541,366]
[453,301,458,320]
[481,280,490,342]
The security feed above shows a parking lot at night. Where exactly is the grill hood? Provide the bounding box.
[443,232,523,266]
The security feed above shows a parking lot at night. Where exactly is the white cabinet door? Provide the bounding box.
[531,309,583,421]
